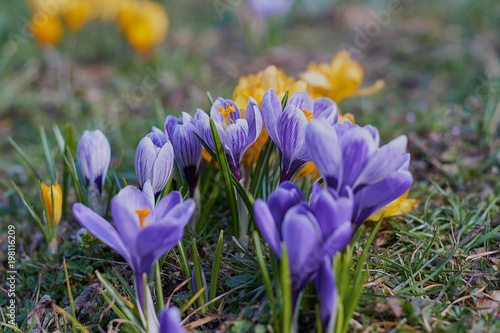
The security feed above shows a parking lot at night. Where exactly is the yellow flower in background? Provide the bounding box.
[61,0,93,32]
[28,0,64,14]
[29,14,64,47]
[300,50,385,102]
[232,65,308,167]
[92,0,122,21]
[367,190,419,221]
[40,182,63,225]
[119,0,169,53]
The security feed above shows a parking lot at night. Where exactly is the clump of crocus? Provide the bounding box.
[72,186,195,318]
[254,181,353,327]
[77,130,111,193]
[118,0,169,53]
[305,121,413,229]
[261,89,339,182]
[40,182,63,255]
[165,112,203,196]
[232,65,308,167]
[135,132,174,199]
[195,97,262,180]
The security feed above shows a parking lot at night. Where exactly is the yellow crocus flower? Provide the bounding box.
[119,0,169,54]
[29,13,64,47]
[61,0,93,32]
[299,50,385,102]
[40,182,63,225]
[367,190,419,221]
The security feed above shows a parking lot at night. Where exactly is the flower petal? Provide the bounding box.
[340,127,378,190]
[73,203,131,264]
[313,97,338,125]
[353,170,413,228]
[77,130,111,191]
[154,191,183,220]
[277,105,309,178]
[244,97,263,148]
[314,259,338,331]
[172,123,202,175]
[288,91,313,111]
[317,219,352,259]
[222,119,249,169]
[305,121,342,189]
[254,199,282,257]
[111,185,153,246]
[310,186,353,236]
[159,307,184,333]
[150,141,174,195]
[157,198,195,228]
[261,89,283,149]
[354,135,408,189]
[282,204,321,292]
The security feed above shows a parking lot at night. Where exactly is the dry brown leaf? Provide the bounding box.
[26,295,54,331]
[476,290,500,318]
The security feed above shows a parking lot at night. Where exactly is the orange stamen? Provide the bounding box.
[135,207,151,229]
[217,102,236,129]
[302,109,314,122]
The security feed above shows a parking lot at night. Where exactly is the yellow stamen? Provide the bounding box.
[135,207,151,229]
[302,109,314,122]
[217,102,236,129]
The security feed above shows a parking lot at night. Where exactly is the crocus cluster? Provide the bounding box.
[254,182,353,328]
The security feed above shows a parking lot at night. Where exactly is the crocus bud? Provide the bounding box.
[135,132,174,197]
[165,111,203,196]
[77,130,111,193]
[40,182,62,225]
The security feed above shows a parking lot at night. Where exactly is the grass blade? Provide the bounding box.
[40,126,57,184]
[209,230,224,310]
[8,137,42,180]
[280,244,292,333]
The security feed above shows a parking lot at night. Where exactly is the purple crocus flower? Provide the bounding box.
[261,89,338,182]
[77,130,111,193]
[72,186,195,310]
[254,181,352,307]
[158,306,184,333]
[135,132,174,198]
[248,0,294,17]
[165,111,203,196]
[195,97,262,180]
[305,121,413,229]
